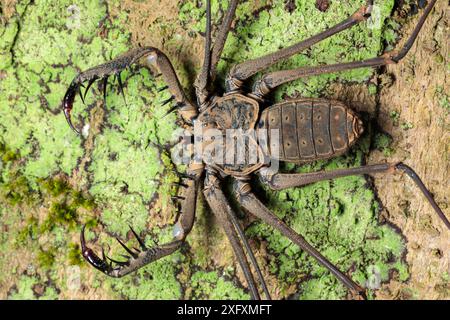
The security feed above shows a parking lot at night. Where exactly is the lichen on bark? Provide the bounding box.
[1,0,447,300]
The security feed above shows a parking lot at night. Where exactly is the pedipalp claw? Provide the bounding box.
[120,254,131,260]
[348,287,367,300]
[80,225,111,273]
[106,255,129,267]
[64,107,80,134]
[146,140,166,153]
[102,76,109,105]
[116,72,127,105]
[172,181,189,188]
[79,223,183,278]
[63,82,81,134]
[63,46,197,134]
[161,95,175,107]
[83,78,96,102]
[78,87,85,104]
[162,102,183,118]
[101,246,107,261]
[116,237,139,259]
[128,225,147,251]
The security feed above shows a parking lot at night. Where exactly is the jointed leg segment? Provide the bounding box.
[250,0,437,98]
[258,162,449,230]
[226,0,374,92]
[233,179,367,298]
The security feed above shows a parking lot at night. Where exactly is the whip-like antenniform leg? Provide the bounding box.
[226,1,374,92]
[251,0,437,98]
[195,0,240,107]
[210,0,239,81]
[258,162,449,230]
[63,47,197,133]
[233,180,367,299]
[81,167,202,277]
[194,0,212,107]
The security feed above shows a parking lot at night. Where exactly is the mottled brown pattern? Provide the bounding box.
[261,99,362,162]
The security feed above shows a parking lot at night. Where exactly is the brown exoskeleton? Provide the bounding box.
[63,0,448,299]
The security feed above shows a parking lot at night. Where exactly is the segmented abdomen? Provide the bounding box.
[258,98,363,163]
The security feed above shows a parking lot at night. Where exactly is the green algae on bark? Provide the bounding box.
[0,0,409,300]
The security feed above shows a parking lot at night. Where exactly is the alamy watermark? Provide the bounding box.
[367,4,383,30]
[170,120,280,173]
[365,265,382,290]
[66,5,81,30]
[67,266,81,292]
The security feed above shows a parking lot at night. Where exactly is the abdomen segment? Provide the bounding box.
[258,98,363,163]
